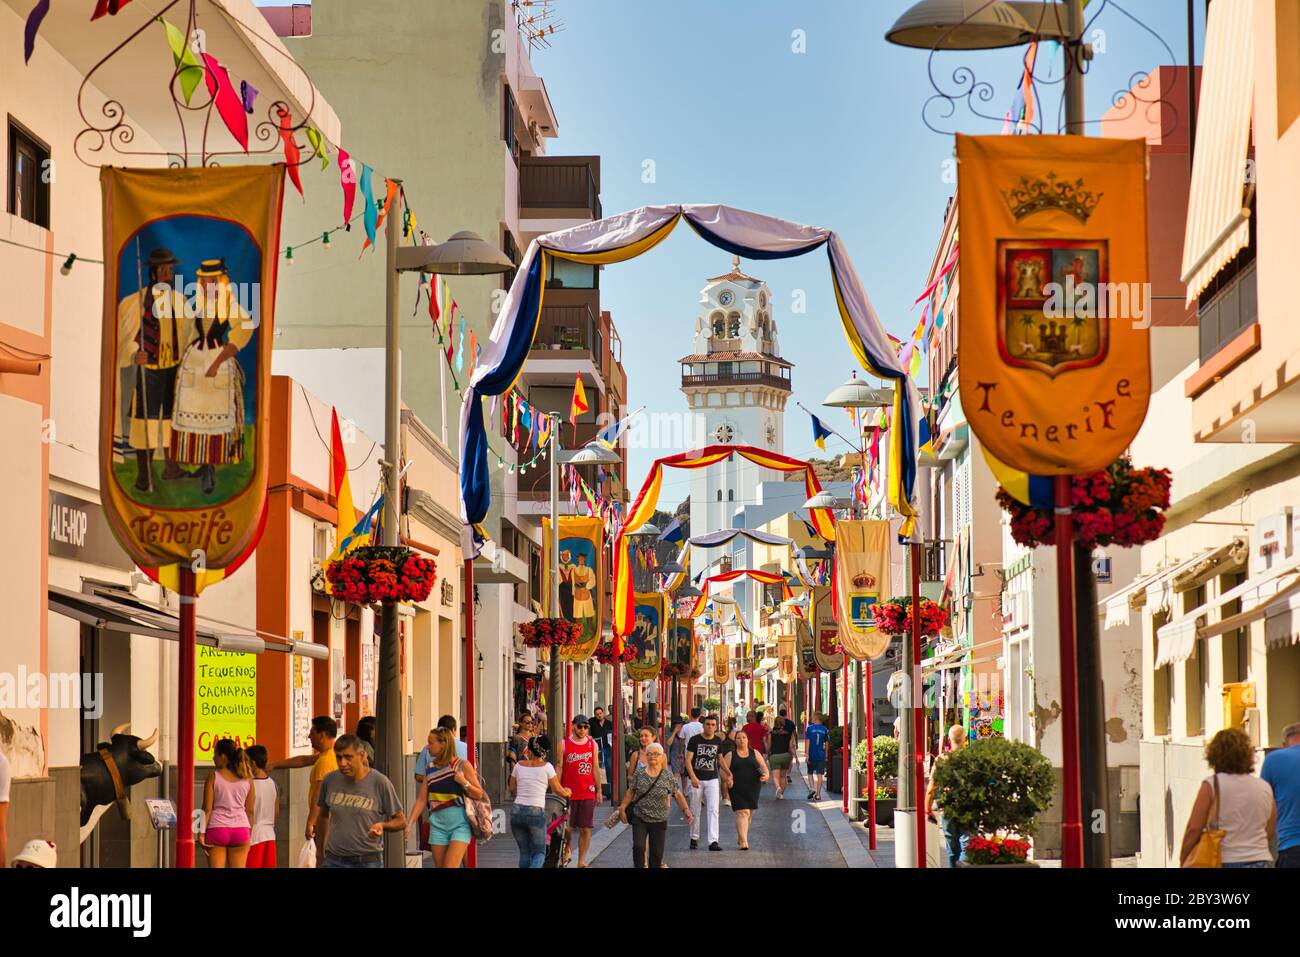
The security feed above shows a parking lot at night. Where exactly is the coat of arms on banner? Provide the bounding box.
[848,572,880,632]
[997,239,1109,378]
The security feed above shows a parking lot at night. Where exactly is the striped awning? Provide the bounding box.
[1181,0,1256,303]
[1265,591,1300,650]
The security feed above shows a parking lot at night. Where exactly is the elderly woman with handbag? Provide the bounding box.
[617,743,693,869]
[1180,728,1276,868]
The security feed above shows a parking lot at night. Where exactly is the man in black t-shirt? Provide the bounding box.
[589,706,613,800]
[767,707,799,800]
[687,716,724,851]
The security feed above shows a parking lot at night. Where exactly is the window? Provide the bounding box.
[1278,0,1300,137]
[716,489,722,502]
[1153,605,1172,736]
[712,316,724,337]
[8,119,49,228]
[546,258,597,289]
[1183,585,1206,737]
[502,85,520,162]
[727,489,734,502]
[501,227,519,292]
[728,314,741,338]
[1220,570,1249,683]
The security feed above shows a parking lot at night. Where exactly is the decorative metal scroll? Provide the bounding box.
[74,0,320,168]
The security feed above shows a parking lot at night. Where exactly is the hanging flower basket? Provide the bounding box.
[592,640,636,665]
[996,459,1171,549]
[874,597,949,637]
[325,545,437,604]
[660,661,691,678]
[734,669,754,681]
[519,618,583,649]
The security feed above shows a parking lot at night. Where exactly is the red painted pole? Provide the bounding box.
[175,568,196,868]
[865,660,876,849]
[842,653,850,815]
[464,556,477,869]
[911,541,926,869]
[612,658,622,804]
[1055,475,1084,868]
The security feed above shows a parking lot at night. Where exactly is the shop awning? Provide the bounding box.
[1106,542,1243,633]
[1152,554,1300,665]
[1155,615,1200,668]
[1264,590,1300,650]
[1180,0,1256,303]
[754,657,780,679]
[49,585,326,658]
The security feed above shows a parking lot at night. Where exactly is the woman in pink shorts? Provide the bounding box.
[201,738,255,868]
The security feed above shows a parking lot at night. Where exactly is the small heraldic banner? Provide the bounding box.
[99,165,285,592]
[833,520,892,660]
[956,134,1151,474]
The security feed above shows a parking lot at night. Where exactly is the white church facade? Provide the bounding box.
[680,258,793,579]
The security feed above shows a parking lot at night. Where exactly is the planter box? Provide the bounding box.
[828,751,843,794]
[956,860,1040,868]
[866,797,896,828]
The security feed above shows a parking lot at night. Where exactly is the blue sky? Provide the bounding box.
[259,1,1203,502]
[526,0,1203,497]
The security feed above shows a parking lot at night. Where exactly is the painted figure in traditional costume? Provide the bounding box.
[632,610,658,666]
[115,248,190,492]
[170,259,252,495]
[569,552,596,638]
[558,547,575,620]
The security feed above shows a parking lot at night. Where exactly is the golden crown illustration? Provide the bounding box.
[852,572,877,588]
[1001,171,1102,224]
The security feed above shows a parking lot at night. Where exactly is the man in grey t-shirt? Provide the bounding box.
[312,734,405,868]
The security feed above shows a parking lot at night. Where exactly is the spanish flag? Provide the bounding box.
[570,373,589,435]
[327,408,368,561]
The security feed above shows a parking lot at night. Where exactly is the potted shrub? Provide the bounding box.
[854,736,899,826]
[702,697,721,714]
[930,737,1055,867]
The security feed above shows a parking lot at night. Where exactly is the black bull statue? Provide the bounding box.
[80,724,162,838]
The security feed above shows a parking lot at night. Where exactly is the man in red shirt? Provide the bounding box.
[556,714,602,867]
[741,710,769,757]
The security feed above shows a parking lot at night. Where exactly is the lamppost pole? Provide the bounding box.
[548,418,563,753]
[378,178,405,869]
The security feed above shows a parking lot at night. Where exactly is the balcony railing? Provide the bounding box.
[681,371,792,391]
[1198,260,1258,365]
[519,157,601,219]
[530,305,601,362]
[920,540,947,584]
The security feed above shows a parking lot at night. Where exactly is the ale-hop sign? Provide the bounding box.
[99,165,285,591]
[956,135,1151,474]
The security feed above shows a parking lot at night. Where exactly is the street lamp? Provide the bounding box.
[885,0,1092,869]
[802,490,842,511]
[547,438,623,792]
[822,376,893,410]
[383,217,510,868]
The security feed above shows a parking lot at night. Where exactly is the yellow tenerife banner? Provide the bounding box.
[812,587,844,672]
[956,134,1151,475]
[714,644,730,684]
[833,520,892,660]
[627,593,665,682]
[543,516,605,662]
[99,165,285,593]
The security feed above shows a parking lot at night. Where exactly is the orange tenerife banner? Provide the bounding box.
[99,165,285,593]
[543,516,604,662]
[613,444,833,638]
[812,587,844,672]
[956,134,1151,475]
[627,592,664,682]
[713,645,730,684]
[833,520,892,660]
[687,568,789,619]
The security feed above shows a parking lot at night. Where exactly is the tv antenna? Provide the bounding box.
[513,0,565,51]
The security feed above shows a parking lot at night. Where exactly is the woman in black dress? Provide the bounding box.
[722,729,769,850]
[719,716,737,807]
